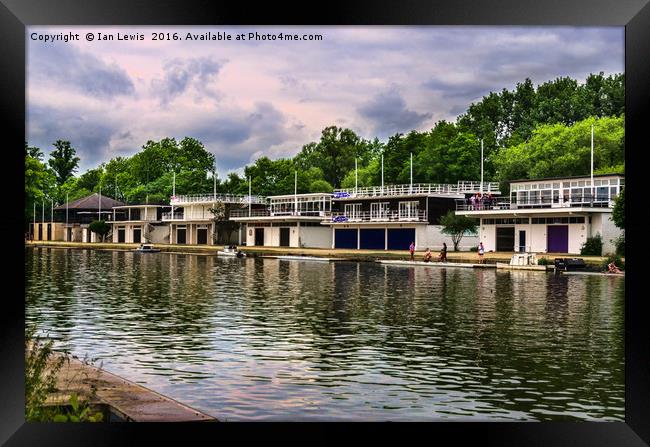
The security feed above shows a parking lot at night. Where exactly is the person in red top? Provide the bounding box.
[409,242,415,261]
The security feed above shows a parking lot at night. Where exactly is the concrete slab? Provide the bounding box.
[49,355,217,422]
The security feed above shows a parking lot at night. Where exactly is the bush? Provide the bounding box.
[601,254,625,271]
[614,233,625,257]
[469,246,478,252]
[25,326,103,422]
[537,257,551,265]
[580,234,603,256]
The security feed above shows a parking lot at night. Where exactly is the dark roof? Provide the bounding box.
[509,173,624,184]
[54,193,124,211]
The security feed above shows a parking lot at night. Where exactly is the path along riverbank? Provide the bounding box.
[43,352,217,422]
[26,240,615,268]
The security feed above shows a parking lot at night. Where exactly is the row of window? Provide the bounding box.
[511,178,623,191]
[531,217,585,224]
[482,218,530,225]
[482,216,586,225]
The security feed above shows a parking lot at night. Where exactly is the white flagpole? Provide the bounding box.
[33,202,36,240]
[41,199,44,223]
[591,123,594,203]
[66,193,68,226]
[99,185,102,220]
[172,171,176,197]
[248,176,252,217]
[213,163,217,201]
[294,170,298,215]
[481,139,483,196]
[410,152,413,193]
[50,199,53,232]
[355,158,358,194]
[381,154,384,195]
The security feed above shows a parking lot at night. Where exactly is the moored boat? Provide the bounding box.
[217,245,246,257]
[134,243,161,253]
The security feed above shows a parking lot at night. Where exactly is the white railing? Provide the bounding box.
[330,210,428,223]
[162,212,185,221]
[170,194,267,205]
[230,209,332,218]
[333,181,500,198]
[455,195,614,211]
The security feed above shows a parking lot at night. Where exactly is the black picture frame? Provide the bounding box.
[2,0,647,445]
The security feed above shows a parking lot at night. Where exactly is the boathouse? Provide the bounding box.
[30,193,124,242]
[164,193,267,245]
[108,204,172,244]
[323,181,499,251]
[454,174,624,255]
[229,193,333,248]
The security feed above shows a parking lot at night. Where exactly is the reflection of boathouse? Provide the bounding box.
[455,174,624,255]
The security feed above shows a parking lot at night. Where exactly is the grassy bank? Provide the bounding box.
[26,240,615,267]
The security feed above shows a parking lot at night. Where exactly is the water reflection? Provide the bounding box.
[25,247,624,421]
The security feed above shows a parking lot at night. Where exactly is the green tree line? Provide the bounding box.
[25,72,624,226]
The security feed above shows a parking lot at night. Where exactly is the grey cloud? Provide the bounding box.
[28,44,134,98]
[182,102,294,172]
[27,104,118,170]
[358,88,432,138]
[152,57,225,105]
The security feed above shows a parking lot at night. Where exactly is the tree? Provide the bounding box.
[25,152,56,226]
[208,202,240,244]
[495,116,624,186]
[25,142,43,160]
[48,140,80,185]
[612,188,624,229]
[439,211,478,251]
[89,220,111,242]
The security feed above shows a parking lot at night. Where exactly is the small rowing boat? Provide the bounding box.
[217,245,246,257]
[133,244,160,253]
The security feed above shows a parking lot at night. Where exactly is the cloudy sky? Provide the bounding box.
[26,26,624,176]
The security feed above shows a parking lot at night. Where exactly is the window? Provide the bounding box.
[399,201,419,219]
[370,202,389,219]
[530,190,540,204]
[345,203,362,219]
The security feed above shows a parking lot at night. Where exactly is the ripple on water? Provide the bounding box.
[25,248,625,421]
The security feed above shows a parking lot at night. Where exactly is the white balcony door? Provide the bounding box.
[399,201,418,219]
[371,202,389,220]
[345,203,362,219]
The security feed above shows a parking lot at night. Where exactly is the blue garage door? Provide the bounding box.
[360,229,385,249]
[387,228,416,250]
[335,229,358,249]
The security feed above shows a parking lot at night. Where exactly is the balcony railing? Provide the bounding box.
[170,194,267,205]
[161,212,185,221]
[229,209,332,218]
[329,210,428,223]
[333,181,500,199]
[455,195,614,211]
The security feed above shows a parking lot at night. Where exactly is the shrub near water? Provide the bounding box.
[25,326,104,422]
[580,234,603,256]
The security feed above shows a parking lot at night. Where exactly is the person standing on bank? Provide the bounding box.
[409,241,415,261]
[478,242,485,264]
[439,242,448,262]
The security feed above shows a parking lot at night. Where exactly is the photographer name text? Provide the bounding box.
[30,31,324,43]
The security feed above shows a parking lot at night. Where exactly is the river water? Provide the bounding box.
[25,247,625,421]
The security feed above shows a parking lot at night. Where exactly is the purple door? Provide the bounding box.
[547,225,568,253]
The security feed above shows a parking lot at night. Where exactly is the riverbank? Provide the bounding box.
[46,352,217,422]
[25,240,615,267]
